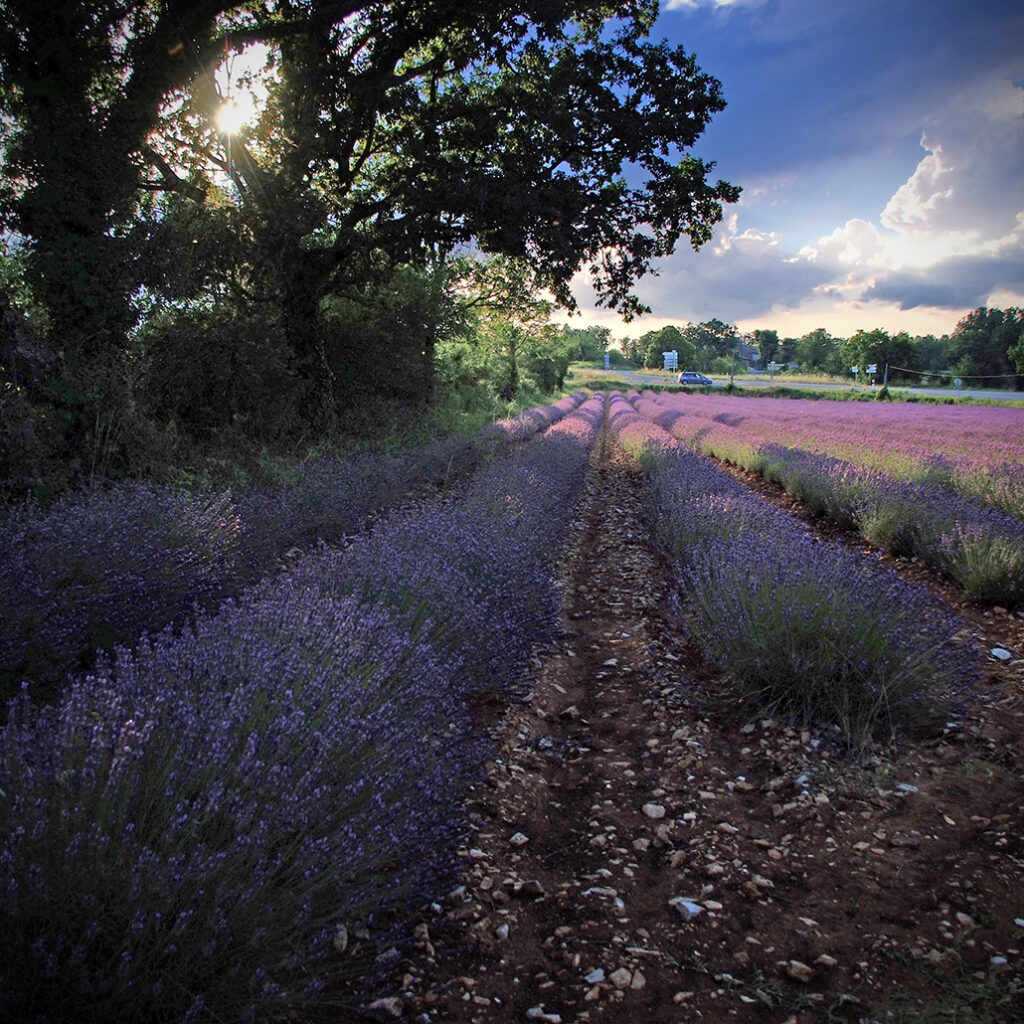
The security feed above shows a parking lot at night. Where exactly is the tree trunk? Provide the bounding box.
[281,264,338,430]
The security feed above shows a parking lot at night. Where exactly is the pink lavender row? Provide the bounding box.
[480,390,589,443]
[0,394,604,1023]
[657,389,1024,519]
[607,391,978,748]
[0,392,588,701]
[632,391,1024,608]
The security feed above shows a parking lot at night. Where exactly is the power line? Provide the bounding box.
[886,364,1020,381]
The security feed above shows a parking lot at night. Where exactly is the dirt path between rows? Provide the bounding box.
[388,420,1024,1024]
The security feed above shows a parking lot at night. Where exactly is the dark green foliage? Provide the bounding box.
[525,351,571,392]
[640,325,697,369]
[752,328,780,366]
[324,311,435,423]
[844,328,915,382]
[0,379,66,503]
[1,1,738,463]
[556,325,611,362]
[140,311,300,440]
[951,307,1024,388]
[437,255,575,402]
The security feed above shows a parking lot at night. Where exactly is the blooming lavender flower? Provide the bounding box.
[478,390,589,444]
[1,394,592,701]
[627,390,1024,609]
[0,393,603,1023]
[0,485,245,699]
[606,390,980,746]
[641,388,1024,517]
[685,534,978,746]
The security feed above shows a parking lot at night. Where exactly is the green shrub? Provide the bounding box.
[139,311,300,440]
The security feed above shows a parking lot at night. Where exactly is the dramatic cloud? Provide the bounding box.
[569,211,831,329]
[883,77,1024,240]
[863,250,1024,311]
[634,216,831,320]
[805,74,1024,312]
[569,2,1024,338]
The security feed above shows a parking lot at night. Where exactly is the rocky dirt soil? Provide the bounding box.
[376,423,1024,1023]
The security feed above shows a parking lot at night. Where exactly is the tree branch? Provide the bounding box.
[138,143,207,203]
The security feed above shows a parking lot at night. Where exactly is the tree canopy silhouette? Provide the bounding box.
[1,0,739,431]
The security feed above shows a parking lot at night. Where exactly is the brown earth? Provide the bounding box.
[373,421,1024,1023]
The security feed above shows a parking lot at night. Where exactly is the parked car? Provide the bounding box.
[678,371,713,386]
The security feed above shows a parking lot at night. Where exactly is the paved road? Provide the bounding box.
[590,368,1023,403]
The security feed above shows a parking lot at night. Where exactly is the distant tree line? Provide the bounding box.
[615,309,1024,386]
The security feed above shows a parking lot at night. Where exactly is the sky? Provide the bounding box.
[568,0,1024,342]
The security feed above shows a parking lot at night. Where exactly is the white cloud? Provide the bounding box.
[881,144,956,232]
[571,51,1024,338]
[570,213,829,328]
[801,219,886,269]
[816,74,1024,311]
[894,77,1022,240]
[710,213,781,254]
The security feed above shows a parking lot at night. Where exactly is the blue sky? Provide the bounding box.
[570,0,1024,341]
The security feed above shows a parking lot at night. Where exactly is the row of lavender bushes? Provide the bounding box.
[757,443,1024,608]
[0,393,606,1024]
[609,391,978,748]
[666,389,1024,520]
[0,392,587,700]
[633,390,1024,608]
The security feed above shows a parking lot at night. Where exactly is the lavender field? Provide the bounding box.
[642,390,1024,518]
[628,389,1024,607]
[0,392,588,701]
[1,393,599,1022]
[608,391,981,744]
[0,389,1009,1022]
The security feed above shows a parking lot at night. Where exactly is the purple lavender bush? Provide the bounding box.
[293,394,605,696]
[1,393,590,700]
[0,393,603,1023]
[627,389,1024,610]
[607,392,979,746]
[234,392,586,572]
[0,485,245,699]
[684,537,977,746]
[236,451,397,572]
[1,586,478,1023]
[478,390,588,444]
[290,502,556,696]
[935,522,1024,606]
[756,443,1024,607]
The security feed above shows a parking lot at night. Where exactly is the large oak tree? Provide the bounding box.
[1,0,739,429]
